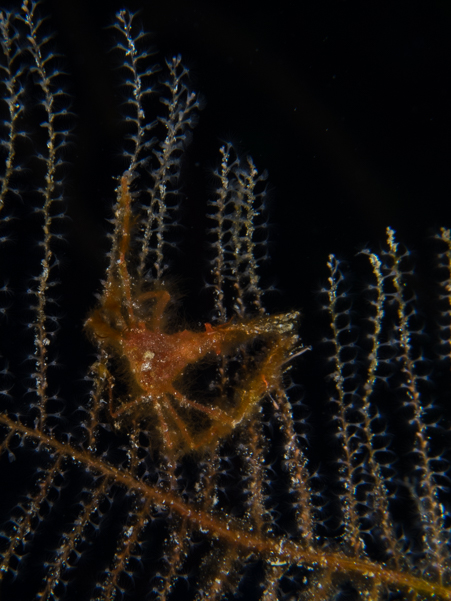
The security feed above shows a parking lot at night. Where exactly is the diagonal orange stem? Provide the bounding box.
[1,414,450,601]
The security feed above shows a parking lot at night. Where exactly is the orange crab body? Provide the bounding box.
[85,175,302,456]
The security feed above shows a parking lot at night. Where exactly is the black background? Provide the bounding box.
[41,0,451,424]
[1,0,451,599]
[29,0,451,326]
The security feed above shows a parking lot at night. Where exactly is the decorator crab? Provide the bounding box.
[85,175,302,456]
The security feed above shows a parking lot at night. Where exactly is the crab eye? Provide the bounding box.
[141,351,154,371]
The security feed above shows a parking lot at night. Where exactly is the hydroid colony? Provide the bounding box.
[0,3,450,600]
